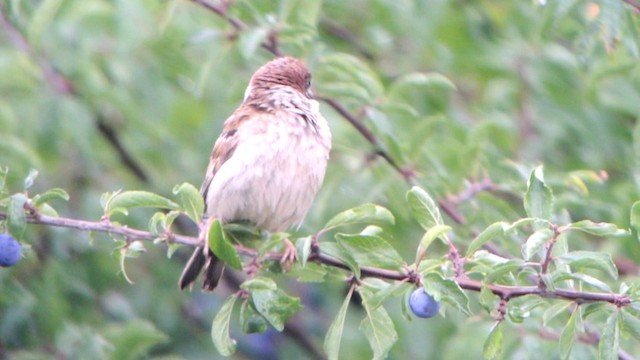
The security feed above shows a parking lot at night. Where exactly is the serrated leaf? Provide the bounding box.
[479,284,498,312]
[240,301,268,334]
[423,273,471,315]
[524,165,554,221]
[559,308,579,359]
[335,233,404,269]
[251,289,302,331]
[552,272,611,292]
[466,222,508,256]
[173,183,204,224]
[416,224,451,261]
[557,251,618,279]
[23,169,38,190]
[320,242,360,278]
[318,53,384,103]
[207,219,242,270]
[620,309,640,340]
[323,203,394,231]
[543,302,572,326]
[523,228,554,261]
[106,191,179,216]
[359,303,397,360]
[32,188,69,207]
[240,276,278,291]
[484,260,524,284]
[296,235,313,268]
[362,280,411,311]
[7,193,27,240]
[211,294,238,356]
[324,287,353,360]
[598,312,619,360]
[483,321,503,360]
[567,220,628,237]
[406,186,443,230]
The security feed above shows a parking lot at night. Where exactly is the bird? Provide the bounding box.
[178,57,332,291]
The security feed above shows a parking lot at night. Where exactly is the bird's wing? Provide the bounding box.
[199,108,263,210]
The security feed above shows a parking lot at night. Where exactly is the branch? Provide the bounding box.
[1,211,630,307]
[624,0,640,13]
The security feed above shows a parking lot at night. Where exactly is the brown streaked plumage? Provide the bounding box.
[179,57,331,291]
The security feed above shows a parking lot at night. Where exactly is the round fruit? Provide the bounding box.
[0,233,22,267]
[409,287,441,318]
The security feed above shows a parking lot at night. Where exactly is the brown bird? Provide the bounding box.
[179,57,332,291]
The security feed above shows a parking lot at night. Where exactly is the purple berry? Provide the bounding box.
[409,287,441,318]
[0,233,22,267]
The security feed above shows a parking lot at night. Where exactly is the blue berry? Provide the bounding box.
[409,287,441,318]
[0,233,22,267]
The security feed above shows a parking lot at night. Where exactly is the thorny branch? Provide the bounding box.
[0,211,631,308]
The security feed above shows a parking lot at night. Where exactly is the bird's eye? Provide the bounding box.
[306,76,312,89]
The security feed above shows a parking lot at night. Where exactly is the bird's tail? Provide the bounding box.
[178,246,225,291]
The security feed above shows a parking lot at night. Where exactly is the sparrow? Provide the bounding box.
[178,57,332,291]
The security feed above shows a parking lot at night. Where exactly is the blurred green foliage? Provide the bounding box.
[1,0,640,359]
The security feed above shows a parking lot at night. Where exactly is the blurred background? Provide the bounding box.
[1,0,639,358]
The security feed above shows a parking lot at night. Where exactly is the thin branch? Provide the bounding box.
[624,0,640,13]
[1,211,631,307]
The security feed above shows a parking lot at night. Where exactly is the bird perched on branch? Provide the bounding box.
[179,57,332,291]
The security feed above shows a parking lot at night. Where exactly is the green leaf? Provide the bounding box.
[524,165,554,221]
[23,168,38,190]
[466,222,508,257]
[173,183,204,224]
[559,308,579,359]
[359,302,397,360]
[631,201,640,239]
[388,72,457,99]
[361,279,411,311]
[27,0,64,48]
[620,309,640,340]
[551,271,611,292]
[335,233,404,269]
[557,251,618,279]
[240,276,278,291]
[32,188,69,207]
[484,260,524,284]
[207,219,242,270]
[296,235,313,268]
[522,228,554,261]
[7,193,27,240]
[324,287,353,360]
[318,53,384,103]
[251,289,302,331]
[483,321,503,360]
[416,224,451,261]
[566,220,628,237]
[104,320,169,360]
[211,294,238,356]
[320,243,360,278]
[406,186,443,230]
[598,311,619,360]
[106,191,179,216]
[240,301,268,334]
[323,203,394,231]
[423,273,471,315]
